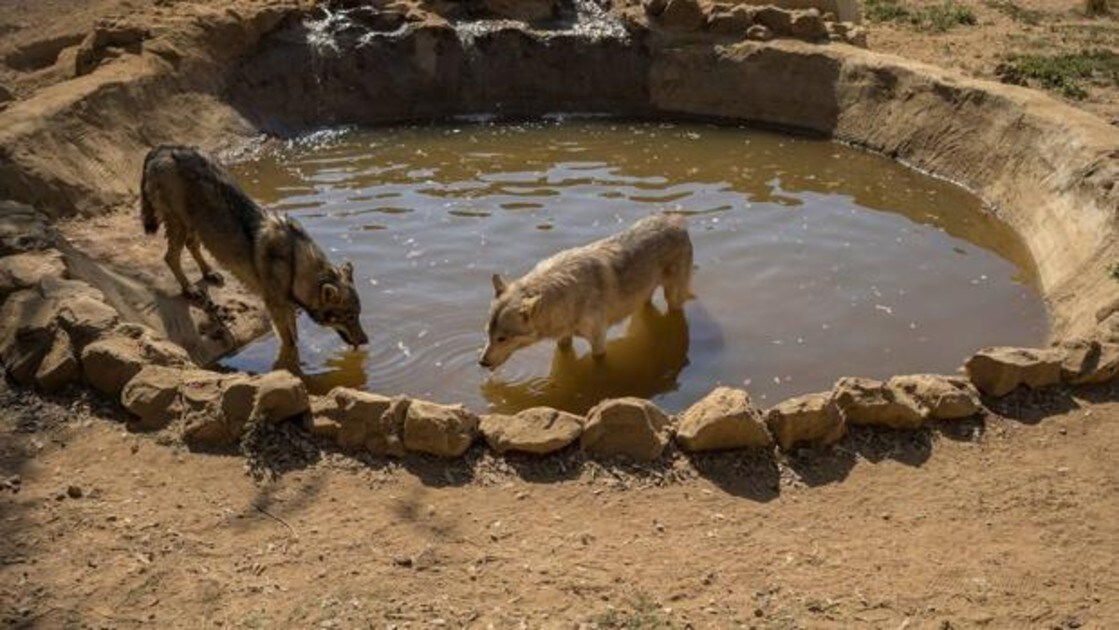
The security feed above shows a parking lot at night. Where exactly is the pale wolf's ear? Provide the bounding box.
[491,274,507,298]
[518,294,541,320]
[339,262,354,283]
[321,282,340,305]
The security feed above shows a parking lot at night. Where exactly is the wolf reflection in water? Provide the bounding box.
[483,303,691,415]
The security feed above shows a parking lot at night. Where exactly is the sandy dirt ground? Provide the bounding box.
[2,379,1117,627]
[2,0,1119,627]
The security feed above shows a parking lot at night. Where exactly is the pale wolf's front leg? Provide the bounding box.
[266,301,300,371]
[588,326,607,359]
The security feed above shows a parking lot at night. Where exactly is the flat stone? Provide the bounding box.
[581,397,672,462]
[887,374,982,421]
[480,407,583,455]
[964,346,1063,397]
[832,377,928,429]
[675,386,772,452]
[404,399,478,457]
[764,392,845,451]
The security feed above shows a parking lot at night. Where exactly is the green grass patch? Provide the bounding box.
[983,0,1044,24]
[864,0,977,31]
[1000,49,1119,99]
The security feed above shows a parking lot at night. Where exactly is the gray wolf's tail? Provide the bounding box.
[140,148,160,235]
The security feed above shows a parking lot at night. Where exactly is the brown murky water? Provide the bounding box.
[222,119,1047,413]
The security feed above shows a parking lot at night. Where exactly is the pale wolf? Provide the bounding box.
[140,145,368,367]
[480,213,693,369]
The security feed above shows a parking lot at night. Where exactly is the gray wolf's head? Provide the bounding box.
[479,273,540,370]
[306,261,369,349]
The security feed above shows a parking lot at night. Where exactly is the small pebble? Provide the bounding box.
[67,485,82,499]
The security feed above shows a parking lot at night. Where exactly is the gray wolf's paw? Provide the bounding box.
[203,271,225,286]
[182,287,205,303]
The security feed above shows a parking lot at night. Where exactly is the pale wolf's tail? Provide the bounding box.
[140,148,160,235]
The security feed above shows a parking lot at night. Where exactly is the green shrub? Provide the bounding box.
[1003,49,1119,99]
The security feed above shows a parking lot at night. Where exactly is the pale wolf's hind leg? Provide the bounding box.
[187,236,224,286]
[163,224,201,300]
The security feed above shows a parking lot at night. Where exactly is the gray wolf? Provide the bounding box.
[480,213,693,369]
[140,144,368,367]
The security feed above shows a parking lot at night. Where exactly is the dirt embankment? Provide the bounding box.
[1,0,1118,627]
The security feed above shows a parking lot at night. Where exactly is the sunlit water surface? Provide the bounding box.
[221,120,1047,413]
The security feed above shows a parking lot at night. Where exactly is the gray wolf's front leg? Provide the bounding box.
[266,301,301,372]
[588,326,607,360]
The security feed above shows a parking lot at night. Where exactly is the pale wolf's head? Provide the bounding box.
[306,262,369,349]
[480,274,541,370]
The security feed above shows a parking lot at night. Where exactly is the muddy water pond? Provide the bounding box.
[222,120,1047,413]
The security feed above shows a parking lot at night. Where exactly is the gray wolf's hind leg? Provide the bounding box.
[187,237,224,286]
[164,226,202,301]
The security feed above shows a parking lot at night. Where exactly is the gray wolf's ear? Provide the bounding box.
[491,274,507,298]
[340,262,354,283]
[518,294,541,320]
[321,282,340,305]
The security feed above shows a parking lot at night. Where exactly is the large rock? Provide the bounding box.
[659,0,706,31]
[404,399,479,457]
[0,201,53,256]
[480,407,583,455]
[964,347,1063,397]
[675,386,772,452]
[765,392,845,451]
[0,288,60,385]
[1067,342,1119,385]
[581,397,672,461]
[886,374,982,421]
[81,325,192,398]
[315,387,407,456]
[34,328,80,392]
[478,0,557,22]
[1055,339,1102,383]
[755,6,793,34]
[707,5,755,36]
[789,8,828,40]
[0,250,66,299]
[121,366,216,431]
[180,374,253,448]
[251,370,309,423]
[832,377,927,429]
